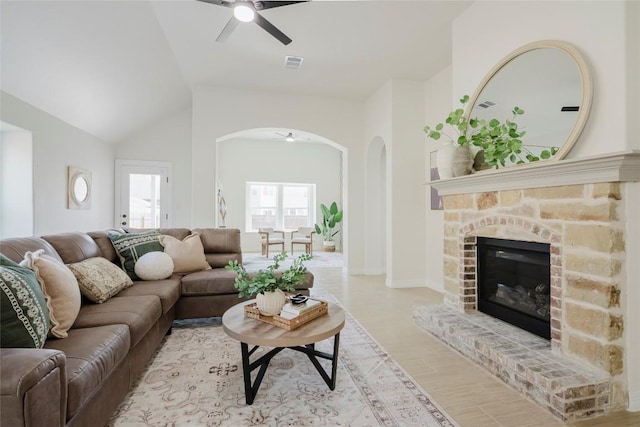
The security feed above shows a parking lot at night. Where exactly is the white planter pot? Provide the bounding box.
[322,240,336,252]
[256,289,286,316]
[437,143,474,178]
[436,142,456,179]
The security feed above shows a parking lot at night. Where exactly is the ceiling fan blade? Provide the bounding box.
[258,1,308,11]
[254,12,292,45]
[216,17,240,43]
[196,0,233,7]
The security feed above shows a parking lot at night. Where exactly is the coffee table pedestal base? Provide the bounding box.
[240,333,341,405]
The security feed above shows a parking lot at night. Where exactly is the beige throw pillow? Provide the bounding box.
[68,257,133,303]
[21,250,81,339]
[159,233,211,274]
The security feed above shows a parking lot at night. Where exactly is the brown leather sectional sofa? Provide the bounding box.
[0,227,313,427]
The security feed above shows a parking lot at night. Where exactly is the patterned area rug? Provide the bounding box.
[107,296,457,427]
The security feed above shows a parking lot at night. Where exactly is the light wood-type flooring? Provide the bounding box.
[309,266,640,427]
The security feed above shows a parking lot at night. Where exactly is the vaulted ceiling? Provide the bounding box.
[1,1,472,143]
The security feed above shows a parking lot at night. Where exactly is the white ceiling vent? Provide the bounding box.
[284,55,304,70]
[477,100,496,109]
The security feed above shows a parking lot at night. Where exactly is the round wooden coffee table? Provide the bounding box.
[222,299,345,404]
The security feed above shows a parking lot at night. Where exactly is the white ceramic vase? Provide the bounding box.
[436,142,456,179]
[437,143,474,178]
[256,289,286,316]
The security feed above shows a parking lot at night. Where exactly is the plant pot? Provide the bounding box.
[437,143,474,178]
[436,142,456,179]
[256,289,286,316]
[451,145,474,177]
[322,241,336,252]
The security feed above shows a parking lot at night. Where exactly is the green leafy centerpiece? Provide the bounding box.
[424,95,558,170]
[226,252,312,316]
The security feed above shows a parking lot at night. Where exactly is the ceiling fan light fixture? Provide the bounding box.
[233,3,255,22]
[285,133,295,143]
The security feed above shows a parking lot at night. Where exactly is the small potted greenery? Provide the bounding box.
[226,252,312,316]
[424,95,558,171]
[314,202,343,252]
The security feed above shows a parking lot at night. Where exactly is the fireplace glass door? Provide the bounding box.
[477,237,551,339]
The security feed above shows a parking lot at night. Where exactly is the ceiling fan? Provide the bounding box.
[197,0,307,45]
[274,131,309,142]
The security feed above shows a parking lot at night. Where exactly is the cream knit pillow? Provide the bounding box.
[159,233,211,274]
[21,250,81,339]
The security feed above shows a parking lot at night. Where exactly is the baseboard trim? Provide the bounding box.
[424,279,445,293]
[629,391,640,412]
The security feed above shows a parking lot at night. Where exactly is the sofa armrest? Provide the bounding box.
[1,348,67,427]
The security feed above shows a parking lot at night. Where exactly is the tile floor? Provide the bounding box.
[307,265,640,427]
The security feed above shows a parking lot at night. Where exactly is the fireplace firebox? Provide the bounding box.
[476,237,551,339]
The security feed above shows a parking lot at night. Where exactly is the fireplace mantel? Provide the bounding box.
[430,150,640,196]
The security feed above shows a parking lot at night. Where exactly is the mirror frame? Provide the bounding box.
[466,40,593,163]
[67,166,92,210]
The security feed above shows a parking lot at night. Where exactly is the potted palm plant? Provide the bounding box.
[314,202,343,252]
[225,252,311,316]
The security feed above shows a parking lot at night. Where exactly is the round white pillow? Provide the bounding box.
[134,251,174,281]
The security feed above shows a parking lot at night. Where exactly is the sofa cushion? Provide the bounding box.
[72,296,161,347]
[44,324,130,419]
[21,250,81,339]
[180,269,239,296]
[115,277,182,314]
[108,230,164,280]
[159,233,211,274]
[193,228,242,267]
[0,254,50,348]
[0,236,63,264]
[68,257,133,303]
[41,232,101,264]
[134,251,174,280]
[87,230,121,263]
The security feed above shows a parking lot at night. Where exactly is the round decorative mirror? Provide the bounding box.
[467,40,593,166]
[67,166,92,209]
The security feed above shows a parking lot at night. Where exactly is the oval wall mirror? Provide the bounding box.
[466,40,593,166]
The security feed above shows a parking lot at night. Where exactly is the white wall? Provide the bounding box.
[217,137,342,252]
[453,1,628,158]
[0,125,33,237]
[388,80,427,287]
[424,66,453,293]
[363,82,392,275]
[0,91,114,235]
[625,0,640,411]
[115,108,193,227]
[191,86,364,271]
[453,1,639,410]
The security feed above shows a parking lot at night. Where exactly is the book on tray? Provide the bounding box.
[279,299,322,319]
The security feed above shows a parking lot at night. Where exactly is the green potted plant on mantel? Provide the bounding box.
[226,252,311,316]
[424,95,559,176]
[314,202,343,252]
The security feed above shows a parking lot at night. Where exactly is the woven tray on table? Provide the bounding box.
[244,300,328,331]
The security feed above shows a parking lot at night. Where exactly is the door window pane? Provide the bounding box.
[129,174,161,228]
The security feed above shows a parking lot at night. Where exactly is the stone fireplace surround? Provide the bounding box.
[415,151,640,421]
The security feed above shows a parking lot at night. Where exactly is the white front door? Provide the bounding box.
[115,160,171,229]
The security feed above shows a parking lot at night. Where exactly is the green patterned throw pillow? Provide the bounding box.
[1,254,50,348]
[108,230,164,280]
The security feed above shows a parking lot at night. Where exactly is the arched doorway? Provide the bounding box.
[215,128,348,266]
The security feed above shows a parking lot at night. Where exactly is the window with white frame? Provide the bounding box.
[246,182,315,232]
